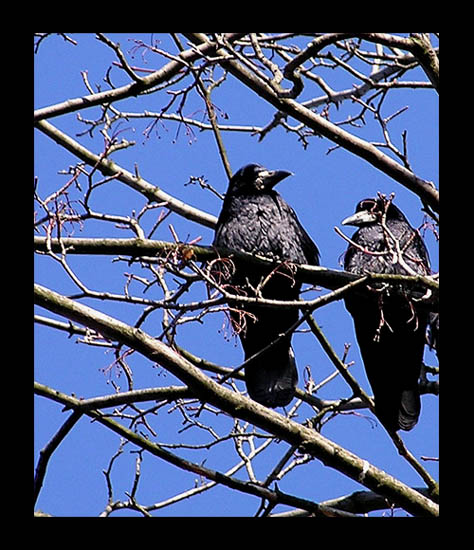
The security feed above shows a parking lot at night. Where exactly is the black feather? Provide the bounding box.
[342,197,430,431]
[213,164,320,407]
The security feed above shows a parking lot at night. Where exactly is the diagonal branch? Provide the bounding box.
[408,34,439,92]
[34,409,83,504]
[34,382,358,517]
[34,283,439,516]
[272,486,434,517]
[34,119,217,229]
[34,33,249,122]
[184,33,439,213]
[352,33,439,93]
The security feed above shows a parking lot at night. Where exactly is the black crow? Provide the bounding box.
[342,197,431,431]
[212,163,320,407]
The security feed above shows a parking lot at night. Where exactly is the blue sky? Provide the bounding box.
[34,33,438,516]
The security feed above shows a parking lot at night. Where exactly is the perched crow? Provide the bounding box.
[342,197,431,432]
[212,163,320,407]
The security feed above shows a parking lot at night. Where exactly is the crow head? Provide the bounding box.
[341,197,407,227]
[227,164,293,195]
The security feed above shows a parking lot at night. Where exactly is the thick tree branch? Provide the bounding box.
[34,317,437,414]
[184,33,439,213]
[33,236,439,305]
[408,34,439,92]
[35,33,438,213]
[33,33,249,122]
[34,382,359,517]
[272,486,433,517]
[353,33,439,93]
[34,283,439,517]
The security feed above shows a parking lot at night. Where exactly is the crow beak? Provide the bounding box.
[341,210,378,226]
[258,169,293,190]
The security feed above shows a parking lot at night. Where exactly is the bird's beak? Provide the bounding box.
[341,210,378,227]
[258,169,293,190]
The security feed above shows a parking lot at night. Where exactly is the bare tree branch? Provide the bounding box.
[353,33,439,92]
[33,235,439,305]
[35,381,361,517]
[34,119,217,228]
[34,33,438,516]
[183,33,439,213]
[34,283,439,517]
[272,486,433,517]
[33,33,249,122]
[34,410,83,504]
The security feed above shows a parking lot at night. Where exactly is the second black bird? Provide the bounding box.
[342,197,431,432]
[212,164,320,408]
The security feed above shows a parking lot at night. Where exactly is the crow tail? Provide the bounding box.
[244,346,298,408]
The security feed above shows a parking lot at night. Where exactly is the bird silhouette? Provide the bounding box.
[213,164,320,407]
[342,196,430,431]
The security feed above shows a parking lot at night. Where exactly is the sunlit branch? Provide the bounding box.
[34,284,439,517]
